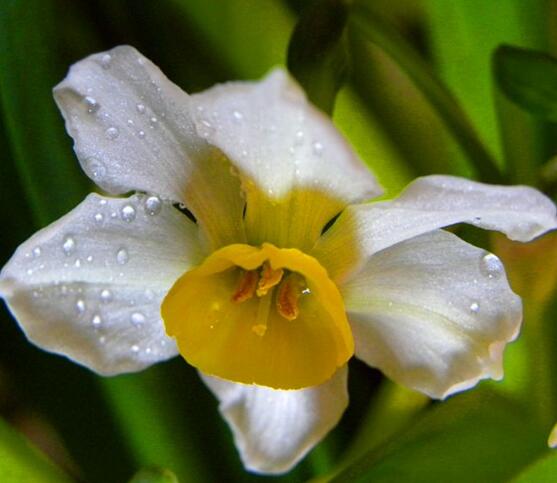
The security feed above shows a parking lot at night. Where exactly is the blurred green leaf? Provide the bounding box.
[494,45,557,121]
[167,0,293,79]
[0,0,90,227]
[287,0,350,114]
[0,417,73,483]
[513,450,557,482]
[349,3,502,183]
[331,390,546,483]
[129,467,179,483]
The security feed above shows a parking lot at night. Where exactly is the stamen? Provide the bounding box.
[231,269,258,303]
[277,274,306,321]
[252,290,273,336]
[256,262,284,297]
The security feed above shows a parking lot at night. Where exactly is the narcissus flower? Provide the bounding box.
[1,46,556,474]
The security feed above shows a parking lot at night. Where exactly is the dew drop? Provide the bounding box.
[127,119,134,126]
[480,253,504,280]
[144,195,162,216]
[105,126,119,140]
[32,247,42,258]
[76,299,86,314]
[85,157,107,180]
[232,110,243,121]
[294,130,304,146]
[149,116,158,127]
[144,289,155,301]
[100,289,113,303]
[84,96,100,114]
[86,255,94,263]
[116,248,129,265]
[94,213,104,223]
[131,344,140,353]
[312,141,324,156]
[120,204,136,222]
[62,236,76,256]
[100,53,112,69]
[26,268,33,275]
[130,311,146,327]
[74,258,82,268]
[469,302,480,313]
[99,336,107,345]
[136,103,146,114]
[91,314,102,327]
[199,119,214,138]
[138,130,146,139]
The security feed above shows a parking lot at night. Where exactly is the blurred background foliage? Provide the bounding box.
[1,0,557,481]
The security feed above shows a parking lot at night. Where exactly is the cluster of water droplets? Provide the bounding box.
[19,192,172,359]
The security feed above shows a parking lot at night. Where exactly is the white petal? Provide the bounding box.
[313,175,557,281]
[190,68,382,249]
[341,230,522,399]
[54,46,245,248]
[0,193,203,375]
[201,367,348,474]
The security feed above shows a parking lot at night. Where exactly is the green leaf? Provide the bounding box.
[494,45,557,121]
[349,4,502,183]
[331,390,546,483]
[0,417,73,483]
[287,0,350,114]
[513,450,557,482]
[129,467,179,483]
[0,0,90,227]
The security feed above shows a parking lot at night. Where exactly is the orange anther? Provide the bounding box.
[231,270,258,303]
[256,262,284,297]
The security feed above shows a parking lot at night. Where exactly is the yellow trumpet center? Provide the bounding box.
[161,243,353,389]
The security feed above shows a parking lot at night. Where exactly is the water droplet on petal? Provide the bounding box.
[130,311,146,327]
[100,53,112,69]
[76,299,86,314]
[105,126,119,140]
[100,289,113,303]
[116,248,129,265]
[312,141,324,156]
[480,253,504,280]
[469,302,480,313]
[91,314,102,327]
[99,336,107,344]
[120,204,136,222]
[86,255,93,263]
[84,96,100,114]
[138,130,146,139]
[294,130,304,146]
[94,213,104,223]
[32,247,41,258]
[144,196,162,216]
[62,236,76,256]
[136,103,146,114]
[74,258,82,268]
[84,157,107,180]
[149,116,158,127]
[199,119,214,138]
[131,344,140,353]
[232,110,243,121]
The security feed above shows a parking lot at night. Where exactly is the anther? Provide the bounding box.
[277,274,306,321]
[256,262,284,297]
[231,270,258,303]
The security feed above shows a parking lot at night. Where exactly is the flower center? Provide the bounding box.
[161,243,353,389]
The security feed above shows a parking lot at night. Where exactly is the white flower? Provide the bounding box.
[1,46,556,474]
